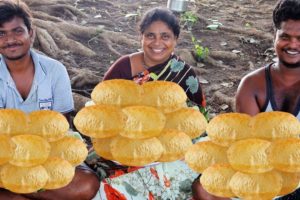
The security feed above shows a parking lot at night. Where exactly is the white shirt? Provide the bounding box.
[0,50,74,113]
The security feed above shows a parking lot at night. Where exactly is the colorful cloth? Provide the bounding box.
[95,160,197,200]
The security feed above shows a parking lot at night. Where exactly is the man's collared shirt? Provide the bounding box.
[0,49,74,113]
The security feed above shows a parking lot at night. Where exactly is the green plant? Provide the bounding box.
[199,106,209,122]
[191,36,209,61]
[181,11,198,30]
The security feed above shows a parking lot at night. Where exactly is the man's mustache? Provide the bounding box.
[3,43,22,49]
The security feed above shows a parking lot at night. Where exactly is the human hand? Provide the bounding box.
[192,176,231,200]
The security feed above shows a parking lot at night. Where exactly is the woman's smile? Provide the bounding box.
[141,20,177,66]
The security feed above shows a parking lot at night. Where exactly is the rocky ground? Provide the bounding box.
[25,0,276,118]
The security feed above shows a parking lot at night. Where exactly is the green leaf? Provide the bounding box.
[200,107,209,121]
[191,36,196,43]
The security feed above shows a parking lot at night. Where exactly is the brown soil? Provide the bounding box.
[25,0,276,118]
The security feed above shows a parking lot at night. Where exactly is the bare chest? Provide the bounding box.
[273,85,300,113]
[11,73,34,100]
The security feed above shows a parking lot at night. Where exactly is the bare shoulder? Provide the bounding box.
[129,52,143,60]
[235,66,268,115]
[238,67,266,91]
[236,66,266,101]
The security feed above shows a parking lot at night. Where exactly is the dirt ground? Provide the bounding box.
[25,0,276,118]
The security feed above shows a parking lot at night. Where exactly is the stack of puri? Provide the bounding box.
[0,109,87,193]
[74,79,208,166]
[185,111,300,200]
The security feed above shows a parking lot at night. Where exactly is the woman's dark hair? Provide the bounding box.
[0,0,32,31]
[139,7,180,38]
[273,0,300,30]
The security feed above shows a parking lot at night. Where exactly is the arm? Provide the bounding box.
[0,97,3,109]
[0,81,4,109]
[192,176,230,200]
[52,64,74,115]
[235,75,261,116]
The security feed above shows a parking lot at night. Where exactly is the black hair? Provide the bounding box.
[273,0,300,30]
[139,7,180,38]
[0,0,32,31]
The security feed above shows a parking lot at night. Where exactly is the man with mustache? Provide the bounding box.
[235,0,300,199]
[0,0,100,199]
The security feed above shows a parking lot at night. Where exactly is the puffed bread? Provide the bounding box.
[10,135,51,167]
[50,136,88,166]
[268,138,300,173]
[250,111,300,140]
[141,81,187,113]
[1,164,48,193]
[91,79,142,106]
[276,171,300,196]
[227,138,272,174]
[165,107,207,139]
[121,106,166,139]
[92,136,116,161]
[0,166,3,188]
[28,110,69,142]
[206,113,251,147]
[157,129,192,162]
[74,105,124,138]
[111,136,163,166]
[229,171,282,200]
[185,141,228,173]
[43,157,75,190]
[0,109,27,136]
[0,135,12,165]
[200,164,236,198]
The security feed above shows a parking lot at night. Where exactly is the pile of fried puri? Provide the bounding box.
[74,79,208,166]
[0,109,87,193]
[185,111,300,200]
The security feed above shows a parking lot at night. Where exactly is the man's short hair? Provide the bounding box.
[0,0,32,31]
[273,0,300,30]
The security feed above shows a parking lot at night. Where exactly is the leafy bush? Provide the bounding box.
[192,36,209,61]
[181,11,198,30]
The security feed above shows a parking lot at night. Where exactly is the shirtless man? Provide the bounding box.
[235,0,300,199]
[236,0,300,119]
[193,0,300,199]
